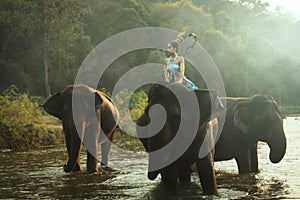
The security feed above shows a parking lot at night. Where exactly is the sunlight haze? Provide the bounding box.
[263,0,300,19]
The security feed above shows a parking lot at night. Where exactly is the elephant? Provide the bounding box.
[214,94,286,174]
[136,83,225,195]
[43,84,119,173]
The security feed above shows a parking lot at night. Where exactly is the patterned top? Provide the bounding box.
[164,55,198,90]
[166,55,184,82]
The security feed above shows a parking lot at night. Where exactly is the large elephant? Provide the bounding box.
[136,83,225,195]
[214,95,286,174]
[43,84,119,173]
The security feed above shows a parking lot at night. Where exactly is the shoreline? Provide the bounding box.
[287,114,300,117]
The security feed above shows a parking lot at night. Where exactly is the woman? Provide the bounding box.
[163,36,198,90]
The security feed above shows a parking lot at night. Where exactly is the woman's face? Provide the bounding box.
[167,43,177,55]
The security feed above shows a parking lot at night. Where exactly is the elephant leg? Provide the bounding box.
[64,129,83,172]
[178,162,192,184]
[62,118,84,172]
[84,123,100,173]
[63,124,82,171]
[73,160,82,171]
[101,141,111,166]
[196,153,218,195]
[161,165,178,193]
[235,149,251,174]
[87,150,98,173]
[250,143,259,173]
[100,127,116,166]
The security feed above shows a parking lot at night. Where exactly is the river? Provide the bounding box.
[0,117,299,199]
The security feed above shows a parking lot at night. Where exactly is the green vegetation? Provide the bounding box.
[0,0,299,107]
[112,89,148,152]
[1,1,300,150]
[0,85,147,151]
[0,86,64,151]
[1,84,298,151]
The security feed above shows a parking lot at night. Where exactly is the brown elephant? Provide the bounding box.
[214,95,286,174]
[43,84,119,173]
[136,83,225,195]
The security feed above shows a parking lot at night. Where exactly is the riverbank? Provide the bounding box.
[0,86,146,152]
[287,114,300,118]
[2,113,300,152]
[0,115,64,152]
[0,117,144,153]
[280,106,300,117]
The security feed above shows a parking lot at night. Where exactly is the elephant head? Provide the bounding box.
[233,95,286,163]
[142,83,224,152]
[137,83,224,194]
[43,85,103,120]
[43,84,118,173]
[145,83,224,125]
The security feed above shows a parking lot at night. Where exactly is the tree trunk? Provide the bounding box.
[43,32,51,97]
[43,0,51,97]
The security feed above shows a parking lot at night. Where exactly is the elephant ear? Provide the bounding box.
[209,90,225,119]
[233,101,250,134]
[194,89,225,123]
[95,92,103,108]
[43,92,63,120]
[265,95,286,119]
[194,90,210,122]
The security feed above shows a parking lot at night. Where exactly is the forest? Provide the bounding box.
[1,0,300,106]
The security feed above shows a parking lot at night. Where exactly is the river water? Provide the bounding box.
[0,117,299,199]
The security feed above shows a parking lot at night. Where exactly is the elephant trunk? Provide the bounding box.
[147,153,161,180]
[268,130,287,163]
[148,171,159,180]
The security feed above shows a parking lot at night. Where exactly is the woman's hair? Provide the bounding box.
[174,30,198,54]
[169,40,179,52]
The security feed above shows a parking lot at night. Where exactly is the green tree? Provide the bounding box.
[213,11,234,36]
[36,0,92,96]
[149,0,213,33]
[0,0,92,96]
[84,0,149,45]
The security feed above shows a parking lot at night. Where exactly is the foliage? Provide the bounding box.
[0,0,93,95]
[99,87,111,96]
[149,0,212,33]
[0,0,300,105]
[84,0,149,45]
[0,85,63,150]
[0,85,42,126]
[113,89,148,136]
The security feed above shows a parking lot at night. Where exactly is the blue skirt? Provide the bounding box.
[183,78,198,90]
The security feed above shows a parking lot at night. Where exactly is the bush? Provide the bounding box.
[0,85,64,150]
[112,89,148,136]
[0,85,149,151]
[113,89,148,121]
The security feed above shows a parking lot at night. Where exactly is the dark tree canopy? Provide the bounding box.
[0,0,299,106]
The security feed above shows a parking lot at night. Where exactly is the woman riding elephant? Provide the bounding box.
[163,30,198,90]
[137,83,225,195]
[43,84,119,173]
